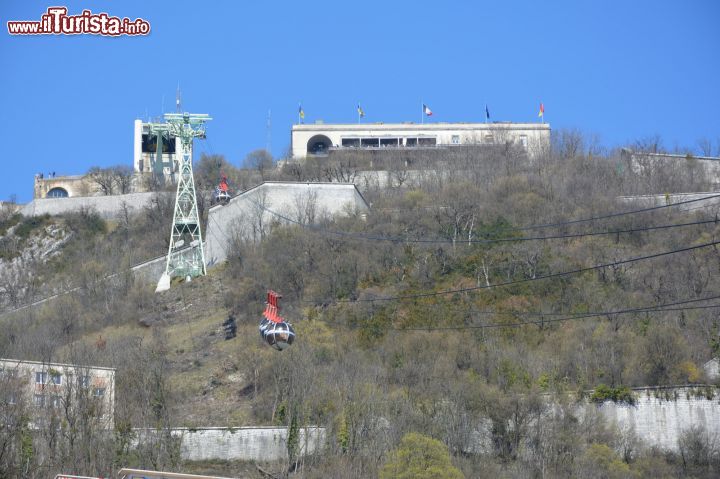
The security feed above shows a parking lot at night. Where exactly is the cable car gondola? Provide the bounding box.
[259,290,295,350]
[212,173,231,205]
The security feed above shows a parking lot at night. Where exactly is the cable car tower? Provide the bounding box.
[154,112,212,292]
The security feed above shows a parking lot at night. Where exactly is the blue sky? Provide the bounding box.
[1,0,718,202]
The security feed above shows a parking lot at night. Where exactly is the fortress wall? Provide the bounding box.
[20,192,165,219]
[589,387,720,451]
[616,192,720,212]
[160,388,719,463]
[205,182,368,267]
[135,426,325,462]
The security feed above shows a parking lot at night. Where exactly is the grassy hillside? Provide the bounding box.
[1,143,720,477]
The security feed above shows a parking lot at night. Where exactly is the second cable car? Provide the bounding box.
[212,173,231,205]
[259,290,295,350]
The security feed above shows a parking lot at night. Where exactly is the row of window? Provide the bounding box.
[33,388,105,407]
[2,368,97,388]
[340,137,439,148]
[338,135,529,148]
[34,371,91,387]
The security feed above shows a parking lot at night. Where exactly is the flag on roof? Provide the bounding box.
[299,104,305,119]
[423,104,433,116]
[485,105,490,120]
[538,102,544,117]
[357,104,365,118]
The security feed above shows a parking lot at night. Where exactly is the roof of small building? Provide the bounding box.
[0,358,116,372]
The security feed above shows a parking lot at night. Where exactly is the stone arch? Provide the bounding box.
[46,187,69,198]
[307,135,333,156]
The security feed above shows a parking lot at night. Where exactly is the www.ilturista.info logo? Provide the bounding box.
[7,7,150,36]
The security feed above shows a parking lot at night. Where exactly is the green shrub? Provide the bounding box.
[380,432,464,479]
[591,384,636,405]
[14,214,50,238]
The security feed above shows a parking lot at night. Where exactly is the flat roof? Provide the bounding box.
[293,122,551,131]
[0,358,116,372]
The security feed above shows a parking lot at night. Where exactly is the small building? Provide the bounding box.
[0,358,116,429]
[291,122,551,160]
[33,174,95,199]
[133,118,183,176]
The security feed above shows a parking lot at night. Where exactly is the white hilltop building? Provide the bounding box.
[291,121,551,160]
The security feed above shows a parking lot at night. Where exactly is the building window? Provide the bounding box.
[35,372,47,384]
[79,375,90,388]
[418,138,437,146]
[34,394,45,407]
[451,135,460,144]
[8,393,17,405]
[484,134,494,143]
[47,187,69,198]
[50,373,62,385]
[341,138,360,147]
[93,388,106,397]
[519,135,528,148]
[380,138,400,147]
[406,138,418,146]
[50,396,62,408]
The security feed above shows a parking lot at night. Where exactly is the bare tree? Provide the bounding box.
[697,138,714,157]
[87,167,116,195]
[112,165,134,194]
[244,149,274,180]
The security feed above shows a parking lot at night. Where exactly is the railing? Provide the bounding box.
[117,469,234,479]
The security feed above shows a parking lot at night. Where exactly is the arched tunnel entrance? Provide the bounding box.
[307,135,333,156]
[46,187,69,198]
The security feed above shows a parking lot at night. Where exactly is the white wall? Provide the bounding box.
[591,387,720,451]
[153,388,720,463]
[20,192,167,219]
[204,182,368,267]
[169,426,325,462]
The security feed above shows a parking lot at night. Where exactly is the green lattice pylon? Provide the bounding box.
[154,112,211,291]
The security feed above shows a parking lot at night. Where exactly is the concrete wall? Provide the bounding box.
[622,149,720,186]
[130,253,168,284]
[156,388,719,463]
[135,427,325,462]
[590,386,720,451]
[205,182,369,267]
[616,192,720,212]
[292,122,551,159]
[20,192,166,219]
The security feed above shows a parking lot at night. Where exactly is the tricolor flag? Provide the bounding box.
[299,104,305,119]
[538,102,545,117]
[423,103,433,116]
[357,104,365,118]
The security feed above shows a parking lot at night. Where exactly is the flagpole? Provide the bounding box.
[421,100,424,125]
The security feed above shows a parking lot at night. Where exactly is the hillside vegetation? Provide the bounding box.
[1,135,720,478]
